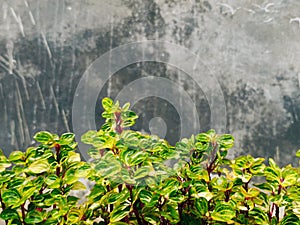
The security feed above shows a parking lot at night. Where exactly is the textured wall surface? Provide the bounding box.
[0,0,299,166]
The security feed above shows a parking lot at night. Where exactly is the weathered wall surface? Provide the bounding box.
[0,0,299,166]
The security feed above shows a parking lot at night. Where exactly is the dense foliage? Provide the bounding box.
[0,98,299,225]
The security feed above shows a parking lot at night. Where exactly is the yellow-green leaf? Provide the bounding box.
[28,159,50,174]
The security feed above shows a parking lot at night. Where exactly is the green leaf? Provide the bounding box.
[186,165,209,182]
[0,208,19,220]
[122,102,130,111]
[287,186,300,201]
[43,218,59,225]
[195,198,208,216]
[296,149,300,158]
[67,208,82,223]
[249,207,269,224]
[210,202,235,223]
[7,177,26,189]
[60,133,75,144]
[146,192,160,207]
[20,186,36,203]
[161,204,180,223]
[33,131,53,144]
[110,222,131,225]
[89,184,106,199]
[159,179,180,196]
[110,204,131,222]
[75,164,91,177]
[196,133,211,143]
[122,119,136,127]
[64,168,78,185]
[134,166,152,179]
[72,181,87,190]
[94,159,122,179]
[25,210,44,223]
[102,97,114,111]
[122,110,138,120]
[254,183,274,192]
[281,167,298,187]
[88,147,102,159]
[28,159,50,174]
[45,174,61,188]
[9,151,24,162]
[118,168,135,185]
[191,185,213,201]
[250,158,266,175]
[107,189,129,204]
[169,190,185,203]
[67,152,81,163]
[128,151,147,166]
[140,189,152,204]
[2,189,21,206]
[0,155,12,172]
[143,213,160,224]
[280,214,300,225]
[217,134,234,150]
[81,130,98,145]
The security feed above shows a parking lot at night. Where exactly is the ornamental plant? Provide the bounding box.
[0,97,299,225]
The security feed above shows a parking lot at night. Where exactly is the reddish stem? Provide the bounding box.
[55,144,61,177]
[114,111,123,134]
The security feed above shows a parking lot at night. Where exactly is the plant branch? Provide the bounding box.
[21,203,27,225]
[55,144,61,177]
[0,191,6,211]
[206,143,219,178]
[126,184,143,225]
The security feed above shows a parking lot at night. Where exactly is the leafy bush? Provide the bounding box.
[0,97,299,225]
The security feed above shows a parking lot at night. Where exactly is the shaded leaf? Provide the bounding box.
[0,208,19,220]
[24,210,44,223]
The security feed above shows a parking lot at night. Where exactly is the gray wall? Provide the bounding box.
[0,0,299,166]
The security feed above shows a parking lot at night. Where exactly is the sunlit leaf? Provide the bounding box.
[110,204,131,222]
[211,202,235,223]
[102,97,114,111]
[28,159,50,174]
[9,151,24,162]
[34,131,53,144]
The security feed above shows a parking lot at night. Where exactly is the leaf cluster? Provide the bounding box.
[0,97,299,225]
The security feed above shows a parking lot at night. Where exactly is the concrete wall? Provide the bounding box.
[0,0,299,167]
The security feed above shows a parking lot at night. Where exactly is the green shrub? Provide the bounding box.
[0,97,299,224]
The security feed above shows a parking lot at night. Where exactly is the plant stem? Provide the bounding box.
[178,202,183,222]
[52,144,61,210]
[269,202,276,221]
[244,180,249,192]
[275,184,282,220]
[126,184,143,225]
[55,144,61,177]
[21,203,27,225]
[0,191,6,211]
[206,142,219,178]
[114,111,123,134]
[118,183,123,193]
